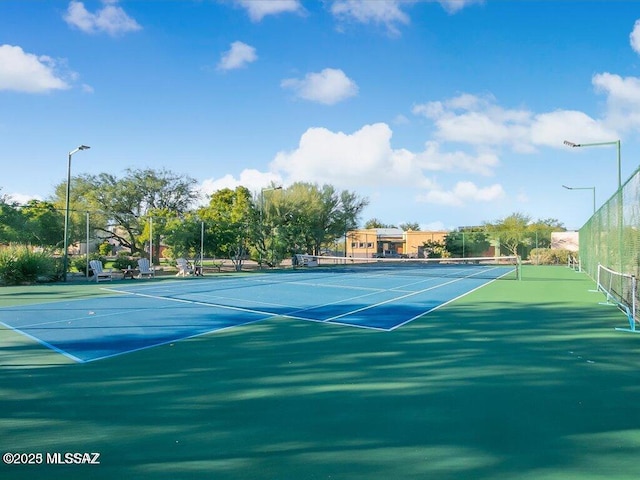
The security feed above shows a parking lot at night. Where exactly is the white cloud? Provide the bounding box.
[7,192,43,204]
[417,181,505,207]
[271,123,417,187]
[420,221,448,231]
[393,114,410,125]
[515,190,529,203]
[217,41,258,71]
[199,169,283,201]
[331,0,410,35]
[197,122,508,210]
[593,72,640,104]
[329,0,480,34]
[234,0,303,21]
[437,0,484,14]
[414,94,533,150]
[0,44,71,93]
[592,72,640,131]
[531,109,616,147]
[270,122,500,191]
[415,141,499,176]
[64,0,141,36]
[630,19,640,54]
[281,68,358,105]
[414,93,616,152]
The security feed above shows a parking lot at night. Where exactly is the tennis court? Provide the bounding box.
[0,258,516,362]
[3,266,640,480]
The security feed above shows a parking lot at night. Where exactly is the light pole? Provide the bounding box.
[563,140,621,190]
[63,145,90,282]
[564,139,622,275]
[562,185,596,215]
[260,186,282,267]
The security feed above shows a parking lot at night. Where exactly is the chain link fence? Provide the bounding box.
[579,165,640,279]
[579,165,640,326]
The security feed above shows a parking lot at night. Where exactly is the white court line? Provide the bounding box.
[323,266,506,323]
[102,285,389,324]
[5,307,155,329]
[0,320,84,363]
[279,287,396,318]
[323,276,468,322]
[387,275,505,331]
[106,266,509,327]
[102,287,284,317]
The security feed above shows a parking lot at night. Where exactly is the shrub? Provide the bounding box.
[97,242,113,256]
[0,246,57,285]
[529,248,572,265]
[72,253,105,277]
[112,252,136,270]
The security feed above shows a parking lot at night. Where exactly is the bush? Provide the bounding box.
[71,253,105,277]
[97,242,113,256]
[112,252,137,270]
[529,248,572,265]
[0,246,57,285]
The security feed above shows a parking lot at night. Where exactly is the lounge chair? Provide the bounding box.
[176,258,194,277]
[89,260,113,283]
[137,258,154,279]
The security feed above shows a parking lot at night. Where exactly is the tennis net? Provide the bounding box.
[293,254,520,280]
[596,264,639,331]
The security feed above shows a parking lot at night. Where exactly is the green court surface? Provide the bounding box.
[1,266,640,479]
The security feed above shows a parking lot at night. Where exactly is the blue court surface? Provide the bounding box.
[0,265,513,362]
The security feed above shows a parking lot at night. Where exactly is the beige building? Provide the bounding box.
[347,228,448,258]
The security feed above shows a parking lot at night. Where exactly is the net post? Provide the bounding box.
[589,264,602,293]
[632,275,638,331]
[598,266,640,333]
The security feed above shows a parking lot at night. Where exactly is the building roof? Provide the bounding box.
[374,228,404,237]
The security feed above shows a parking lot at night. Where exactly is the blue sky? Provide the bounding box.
[2,1,640,231]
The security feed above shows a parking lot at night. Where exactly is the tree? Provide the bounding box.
[445,229,491,258]
[527,218,565,248]
[18,200,65,247]
[364,218,395,229]
[198,186,256,271]
[0,193,65,249]
[422,240,447,258]
[52,168,198,259]
[266,183,368,258]
[484,213,532,256]
[0,192,21,244]
[162,212,203,260]
[399,222,420,231]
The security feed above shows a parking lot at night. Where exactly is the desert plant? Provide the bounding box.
[0,245,57,285]
[529,248,572,265]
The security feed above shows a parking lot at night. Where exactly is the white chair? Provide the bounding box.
[176,258,194,276]
[137,258,154,279]
[89,260,113,283]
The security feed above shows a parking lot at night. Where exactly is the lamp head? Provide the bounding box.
[563,140,578,147]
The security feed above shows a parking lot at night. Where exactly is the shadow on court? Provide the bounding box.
[1,266,640,479]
